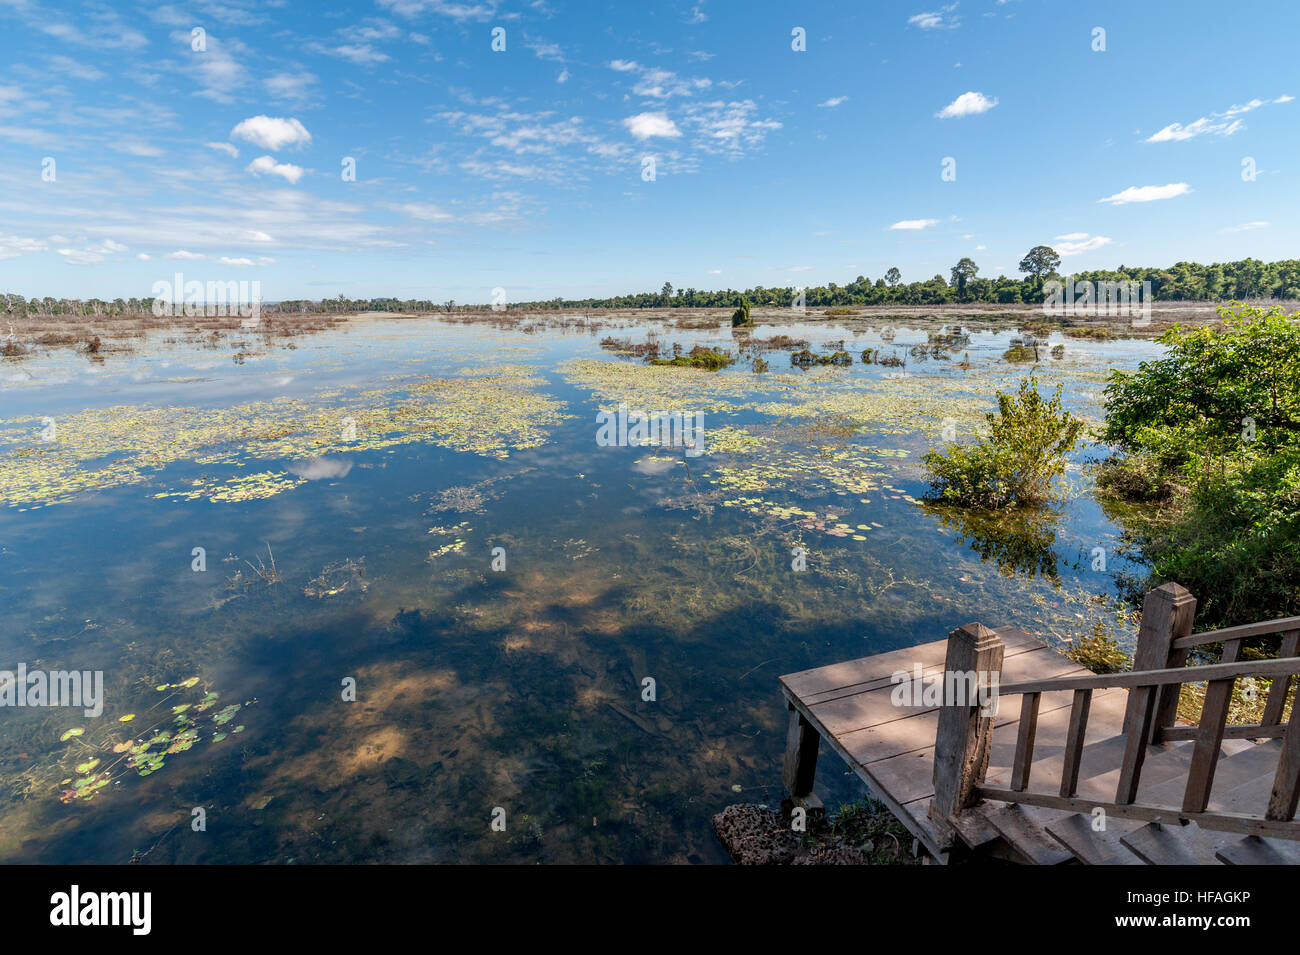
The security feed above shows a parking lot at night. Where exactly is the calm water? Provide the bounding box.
[0,314,1161,863]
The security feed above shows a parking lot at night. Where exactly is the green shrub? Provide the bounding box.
[922,376,1084,508]
[731,298,752,328]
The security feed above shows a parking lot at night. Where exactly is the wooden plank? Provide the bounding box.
[1216,835,1293,865]
[1172,616,1300,650]
[805,648,1082,742]
[1116,685,1157,804]
[1011,692,1041,792]
[1121,823,1202,865]
[778,627,1040,700]
[1060,689,1092,797]
[1182,638,1241,812]
[1267,690,1300,821]
[980,803,1074,864]
[1261,630,1299,728]
[1045,813,1145,865]
[1160,723,1287,742]
[999,656,1300,695]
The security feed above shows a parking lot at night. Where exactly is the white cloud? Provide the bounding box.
[207,142,239,158]
[1097,182,1191,205]
[1147,94,1290,142]
[165,250,205,260]
[246,155,306,184]
[909,5,960,29]
[245,230,274,242]
[230,115,312,150]
[55,239,128,266]
[1224,221,1269,232]
[557,69,570,83]
[136,252,151,260]
[818,96,849,108]
[1053,233,1112,256]
[623,112,682,140]
[888,218,938,230]
[936,91,998,118]
[0,234,47,260]
[219,256,256,266]
[389,202,455,221]
[311,42,391,65]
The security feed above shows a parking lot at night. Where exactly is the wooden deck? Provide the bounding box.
[777,604,1300,864]
[779,627,1103,861]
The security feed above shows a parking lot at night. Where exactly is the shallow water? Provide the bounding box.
[0,315,1161,863]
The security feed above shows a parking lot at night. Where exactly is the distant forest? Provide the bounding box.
[6,252,1300,316]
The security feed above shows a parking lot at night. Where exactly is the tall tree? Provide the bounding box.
[1018,246,1061,281]
[885,267,901,286]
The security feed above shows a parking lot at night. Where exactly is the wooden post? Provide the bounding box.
[929,622,1004,846]
[1127,583,1196,743]
[781,701,823,817]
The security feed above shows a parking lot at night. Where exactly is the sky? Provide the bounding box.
[0,0,1296,304]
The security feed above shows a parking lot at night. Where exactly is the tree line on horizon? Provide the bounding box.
[5,251,1300,317]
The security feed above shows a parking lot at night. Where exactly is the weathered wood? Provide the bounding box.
[781,702,821,799]
[1182,638,1241,812]
[929,623,1004,845]
[1116,685,1157,804]
[1267,689,1300,821]
[1216,835,1293,865]
[1171,616,1300,650]
[999,656,1300,695]
[1261,630,1299,728]
[1046,812,1144,865]
[982,803,1073,864]
[1160,723,1287,742]
[1121,822,1201,865]
[1060,689,1092,797]
[976,786,1300,840]
[1128,583,1196,743]
[1011,691,1041,792]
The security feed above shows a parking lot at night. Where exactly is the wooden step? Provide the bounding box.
[1135,738,1283,810]
[1121,822,1206,865]
[1045,813,1145,865]
[1216,835,1294,865]
[1075,735,1255,804]
[980,803,1075,865]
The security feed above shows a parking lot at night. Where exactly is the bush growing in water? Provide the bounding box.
[1098,303,1300,629]
[731,298,752,328]
[922,376,1083,508]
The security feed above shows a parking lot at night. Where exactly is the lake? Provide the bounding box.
[0,311,1162,863]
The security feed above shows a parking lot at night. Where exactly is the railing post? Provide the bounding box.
[1128,583,1197,743]
[930,622,1004,846]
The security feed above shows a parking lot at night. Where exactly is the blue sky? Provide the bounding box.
[0,0,1295,303]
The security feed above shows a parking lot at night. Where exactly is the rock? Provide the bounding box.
[711,803,871,865]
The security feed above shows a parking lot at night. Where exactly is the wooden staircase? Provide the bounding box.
[930,583,1300,864]
[776,583,1300,865]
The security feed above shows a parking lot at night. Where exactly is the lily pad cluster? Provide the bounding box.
[55,678,253,804]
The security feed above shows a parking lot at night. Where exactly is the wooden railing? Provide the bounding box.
[931,583,1300,842]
